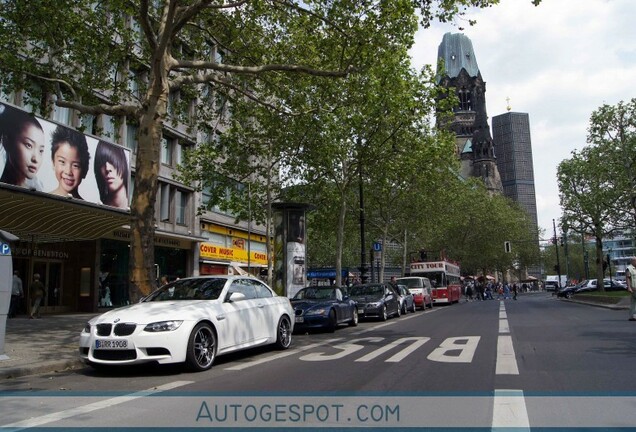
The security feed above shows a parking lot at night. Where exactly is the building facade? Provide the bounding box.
[0,65,268,314]
[436,32,503,194]
[491,111,539,229]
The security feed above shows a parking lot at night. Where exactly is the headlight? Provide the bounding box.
[82,323,91,333]
[144,320,183,332]
[305,308,328,316]
[369,302,382,307]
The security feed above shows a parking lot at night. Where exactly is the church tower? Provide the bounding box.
[436,32,503,194]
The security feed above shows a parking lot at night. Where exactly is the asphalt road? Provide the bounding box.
[2,294,635,429]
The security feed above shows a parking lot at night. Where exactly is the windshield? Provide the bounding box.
[144,278,226,302]
[427,271,444,287]
[349,285,384,298]
[397,278,422,288]
[293,287,335,300]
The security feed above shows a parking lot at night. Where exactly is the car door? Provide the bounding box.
[384,284,399,314]
[332,287,349,322]
[219,279,263,350]
[249,279,278,339]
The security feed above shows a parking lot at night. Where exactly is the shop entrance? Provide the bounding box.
[32,260,64,312]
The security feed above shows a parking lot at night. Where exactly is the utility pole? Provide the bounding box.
[553,219,563,291]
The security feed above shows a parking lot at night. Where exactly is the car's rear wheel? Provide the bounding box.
[401,303,407,315]
[186,322,216,371]
[410,301,416,313]
[275,316,292,349]
[348,308,359,327]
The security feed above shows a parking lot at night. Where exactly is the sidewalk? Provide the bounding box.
[0,313,96,380]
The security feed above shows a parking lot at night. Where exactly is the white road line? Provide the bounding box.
[224,339,343,371]
[499,311,507,319]
[499,319,510,334]
[492,389,530,429]
[496,302,519,375]
[2,381,193,430]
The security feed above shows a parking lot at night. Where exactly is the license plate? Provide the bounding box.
[295,316,304,323]
[357,308,364,314]
[95,339,128,350]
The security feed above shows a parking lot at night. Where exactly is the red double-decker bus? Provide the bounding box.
[407,260,461,304]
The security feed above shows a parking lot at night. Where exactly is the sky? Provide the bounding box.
[409,0,636,239]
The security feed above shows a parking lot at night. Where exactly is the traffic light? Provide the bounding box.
[504,241,511,253]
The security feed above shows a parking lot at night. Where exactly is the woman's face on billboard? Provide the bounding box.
[52,142,83,193]
[12,123,45,183]
[100,161,124,193]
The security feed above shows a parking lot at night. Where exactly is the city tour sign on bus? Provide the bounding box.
[0,102,131,210]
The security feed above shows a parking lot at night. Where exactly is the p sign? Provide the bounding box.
[1,242,10,255]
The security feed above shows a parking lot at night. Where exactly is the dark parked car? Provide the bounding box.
[395,284,416,314]
[557,281,587,299]
[291,286,358,332]
[348,283,401,321]
[575,279,626,294]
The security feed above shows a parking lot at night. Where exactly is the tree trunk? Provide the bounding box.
[594,234,605,292]
[335,186,347,287]
[128,73,168,302]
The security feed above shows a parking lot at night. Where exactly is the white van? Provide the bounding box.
[396,276,433,310]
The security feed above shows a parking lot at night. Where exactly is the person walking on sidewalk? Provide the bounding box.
[9,270,23,318]
[29,273,45,319]
[626,256,636,321]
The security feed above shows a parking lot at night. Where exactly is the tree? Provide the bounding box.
[587,99,636,232]
[558,146,622,291]
[0,0,501,300]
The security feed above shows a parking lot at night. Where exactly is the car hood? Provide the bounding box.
[89,300,215,324]
[291,299,333,310]
[349,295,382,303]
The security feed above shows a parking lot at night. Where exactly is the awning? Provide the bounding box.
[0,185,130,242]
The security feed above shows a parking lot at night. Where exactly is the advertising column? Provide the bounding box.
[272,203,310,298]
[0,229,18,358]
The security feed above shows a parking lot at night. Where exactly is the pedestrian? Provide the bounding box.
[9,270,23,318]
[512,284,518,300]
[625,256,636,321]
[29,273,45,319]
[465,284,473,301]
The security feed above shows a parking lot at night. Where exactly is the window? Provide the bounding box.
[176,189,188,225]
[161,136,173,165]
[160,183,170,221]
[79,113,96,135]
[167,90,178,116]
[52,95,72,125]
[126,123,138,152]
[100,114,117,139]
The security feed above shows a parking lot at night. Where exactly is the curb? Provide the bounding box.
[0,359,84,380]
[560,297,629,310]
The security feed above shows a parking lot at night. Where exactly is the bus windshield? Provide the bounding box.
[427,271,445,287]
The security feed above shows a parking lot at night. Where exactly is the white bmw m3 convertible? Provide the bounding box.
[79,275,294,371]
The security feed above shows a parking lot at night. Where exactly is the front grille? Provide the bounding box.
[96,324,112,336]
[93,350,137,361]
[114,323,136,336]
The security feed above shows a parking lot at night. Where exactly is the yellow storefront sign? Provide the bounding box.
[200,243,267,265]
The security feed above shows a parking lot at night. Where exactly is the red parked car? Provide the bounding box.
[396,277,434,310]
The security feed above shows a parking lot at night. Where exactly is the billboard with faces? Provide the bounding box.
[0,102,131,210]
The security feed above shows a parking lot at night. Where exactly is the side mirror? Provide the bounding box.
[227,291,247,302]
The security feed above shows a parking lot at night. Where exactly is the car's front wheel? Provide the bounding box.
[381,305,388,321]
[275,316,292,349]
[186,322,216,371]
